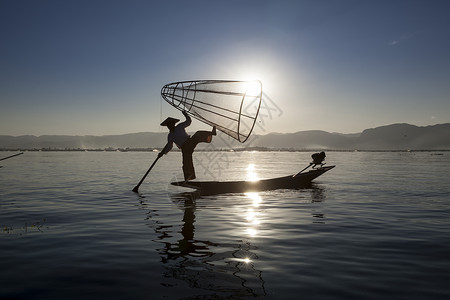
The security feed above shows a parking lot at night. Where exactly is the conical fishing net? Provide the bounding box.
[161,80,262,143]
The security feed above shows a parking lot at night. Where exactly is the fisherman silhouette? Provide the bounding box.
[159,110,216,181]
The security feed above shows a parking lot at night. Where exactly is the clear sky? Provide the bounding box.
[1,0,450,136]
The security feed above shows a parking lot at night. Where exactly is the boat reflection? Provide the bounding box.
[140,183,327,298]
[309,183,326,202]
[159,193,217,262]
[142,191,267,298]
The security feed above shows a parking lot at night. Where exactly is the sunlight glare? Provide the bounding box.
[246,208,256,222]
[243,191,262,238]
[245,192,262,207]
[246,228,257,237]
[246,164,260,182]
[245,80,262,97]
[245,208,260,225]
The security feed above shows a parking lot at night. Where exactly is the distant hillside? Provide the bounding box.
[252,123,450,150]
[354,123,450,150]
[1,123,449,150]
[253,130,354,149]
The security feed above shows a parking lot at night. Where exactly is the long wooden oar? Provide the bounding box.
[0,152,24,162]
[132,155,161,193]
[293,163,312,177]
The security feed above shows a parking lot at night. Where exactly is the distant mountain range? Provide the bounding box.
[1,123,449,151]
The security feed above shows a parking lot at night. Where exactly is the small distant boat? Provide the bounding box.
[171,165,335,195]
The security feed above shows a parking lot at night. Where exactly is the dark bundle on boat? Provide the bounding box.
[311,152,326,168]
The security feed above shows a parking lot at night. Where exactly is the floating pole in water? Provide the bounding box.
[0,152,24,162]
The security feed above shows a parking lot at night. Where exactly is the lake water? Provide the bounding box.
[1,151,450,299]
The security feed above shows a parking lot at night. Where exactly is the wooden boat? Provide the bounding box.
[171,165,335,195]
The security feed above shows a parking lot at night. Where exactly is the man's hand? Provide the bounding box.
[157,152,163,158]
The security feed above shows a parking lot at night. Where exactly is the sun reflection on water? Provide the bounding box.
[230,256,253,265]
[246,209,261,225]
[243,192,263,238]
[246,164,260,182]
[245,192,262,207]
[246,228,258,237]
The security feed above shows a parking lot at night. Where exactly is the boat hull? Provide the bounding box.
[171,165,335,195]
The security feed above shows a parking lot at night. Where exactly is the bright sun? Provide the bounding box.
[245,80,262,97]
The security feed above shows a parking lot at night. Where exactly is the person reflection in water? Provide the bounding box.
[159,110,216,181]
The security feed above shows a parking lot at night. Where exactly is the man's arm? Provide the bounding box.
[179,110,191,128]
[159,136,174,157]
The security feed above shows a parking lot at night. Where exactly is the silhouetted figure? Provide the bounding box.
[159,110,216,181]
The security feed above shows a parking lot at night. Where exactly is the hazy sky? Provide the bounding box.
[1,0,450,136]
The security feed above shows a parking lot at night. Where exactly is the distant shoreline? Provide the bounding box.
[1,148,449,153]
[1,123,450,151]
